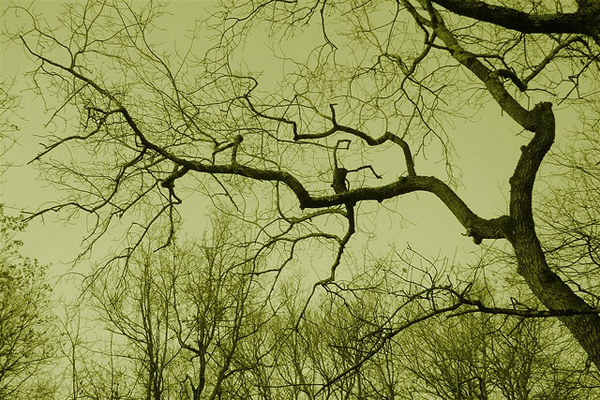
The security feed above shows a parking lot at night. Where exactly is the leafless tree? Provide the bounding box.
[6,0,600,380]
[267,259,600,399]
[400,308,597,399]
[84,215,278,399]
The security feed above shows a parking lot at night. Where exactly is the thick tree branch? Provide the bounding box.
[414,5,534,129]
[431,0,599,38]
[414,3,600,370]
[178,158,510,242]
[25,58,506,247]
[452,299,600,318]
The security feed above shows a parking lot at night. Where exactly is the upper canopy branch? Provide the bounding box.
[410,2,538,131]
[431,0,600,39]
[245,98,418,175]
[117,104,508,243]
[178,157,509,242]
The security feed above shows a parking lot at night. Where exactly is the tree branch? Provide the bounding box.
[431,0,595,35]
[411,4,534,130]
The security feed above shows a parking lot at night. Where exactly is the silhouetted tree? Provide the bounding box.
[6,0,600,379]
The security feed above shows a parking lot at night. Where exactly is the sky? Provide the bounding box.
[0,0,554,302]
[1,1,222,265]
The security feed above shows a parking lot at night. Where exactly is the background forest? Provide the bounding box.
[2,0,600,398]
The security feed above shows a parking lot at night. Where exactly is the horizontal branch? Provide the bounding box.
[431,0,596,36]
[252,101,417,176]
[182,158,510,242]
[452,297,600,318]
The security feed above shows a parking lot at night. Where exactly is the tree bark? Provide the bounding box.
[431,0,600,38]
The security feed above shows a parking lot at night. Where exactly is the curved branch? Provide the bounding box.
[412,5,534,130]
[21,27,510,246]
[508,102,600,368]
[421,1,600,370]
[183,158,509,242]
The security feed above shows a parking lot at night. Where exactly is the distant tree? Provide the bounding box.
[89,254,179,400]
[6,0,600,377]
[0,205,55,399]
[56,300,138,400]
[85,215,276,399]
[0,61,55,400]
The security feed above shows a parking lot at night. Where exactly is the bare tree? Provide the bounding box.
[84,214,277,399]
[90,255,180,400]
[6,0,600,377]
[267,258,600,399]
[59,303,138,400]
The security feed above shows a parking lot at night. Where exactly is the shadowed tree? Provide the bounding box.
[5,0,600,378]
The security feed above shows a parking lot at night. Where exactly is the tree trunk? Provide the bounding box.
[508,102,600,369]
